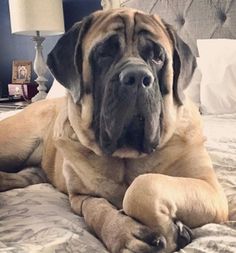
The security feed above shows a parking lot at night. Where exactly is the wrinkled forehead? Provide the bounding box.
[82,8,173,55]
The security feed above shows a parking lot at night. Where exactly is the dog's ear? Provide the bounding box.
[165,24,196,105]
[47,16,93,104]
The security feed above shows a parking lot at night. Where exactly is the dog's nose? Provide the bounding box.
[119,66,154,88]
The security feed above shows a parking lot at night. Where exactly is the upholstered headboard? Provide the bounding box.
[101,0,236,56]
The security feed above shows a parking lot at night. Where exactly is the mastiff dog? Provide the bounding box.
[0,8,228,253]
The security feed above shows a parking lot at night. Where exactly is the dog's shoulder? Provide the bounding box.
[23,97,66,120]
[27,96,66,111]
[174,97,204,145]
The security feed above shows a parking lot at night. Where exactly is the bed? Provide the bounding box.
[0,0,236,252]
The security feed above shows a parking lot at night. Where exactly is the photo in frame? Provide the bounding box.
[12,60,32,84]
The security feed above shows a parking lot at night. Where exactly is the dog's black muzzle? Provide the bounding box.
[99,57,162,155]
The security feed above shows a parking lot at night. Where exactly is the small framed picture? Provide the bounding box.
[12,60,32,84]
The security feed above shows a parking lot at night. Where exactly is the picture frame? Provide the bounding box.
[12,60,32,84]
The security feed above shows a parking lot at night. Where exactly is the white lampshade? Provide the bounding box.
[9,0,65,36]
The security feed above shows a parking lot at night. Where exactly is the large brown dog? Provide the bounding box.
[0,8,228,253]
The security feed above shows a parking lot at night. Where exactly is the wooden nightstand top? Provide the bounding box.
[0,101,29,112]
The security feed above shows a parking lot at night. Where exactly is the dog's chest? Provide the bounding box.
[80,143,181,188]
[124,156,162,185]
[124,146,181,185]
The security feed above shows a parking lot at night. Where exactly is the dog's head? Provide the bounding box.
[47,8,196,157]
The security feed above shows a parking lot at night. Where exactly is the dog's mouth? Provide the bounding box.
[99,112,161,156]
[117,114,145,152]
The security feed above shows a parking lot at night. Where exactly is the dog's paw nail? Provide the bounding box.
[175,221,193,249]
[151,235,166,250]
[118,209,125,215]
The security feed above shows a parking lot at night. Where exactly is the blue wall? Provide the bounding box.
[0,0,101,97]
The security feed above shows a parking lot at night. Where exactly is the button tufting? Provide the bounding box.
[180,18,185,25]
[177,16,185,26]
[218,11,227,23]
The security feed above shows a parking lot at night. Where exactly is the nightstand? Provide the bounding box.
[0,100,29,112]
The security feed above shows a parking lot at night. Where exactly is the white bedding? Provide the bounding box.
[0,110,21,120]
[203,113,236,221]
[0,111,235,253]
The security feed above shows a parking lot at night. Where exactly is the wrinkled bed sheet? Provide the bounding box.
[0,111,235,253]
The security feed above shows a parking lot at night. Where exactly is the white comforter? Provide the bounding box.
[0,111,235,253]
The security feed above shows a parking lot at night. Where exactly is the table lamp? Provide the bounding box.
[9,0,65,102]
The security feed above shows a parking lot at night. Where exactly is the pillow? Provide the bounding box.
[185,57,201,107]
[197,39,236,114]
[46,79,67,99]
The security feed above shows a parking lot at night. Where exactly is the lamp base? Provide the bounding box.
[31,90,47,102]
[31,33,48,103]
[31,78,47,102]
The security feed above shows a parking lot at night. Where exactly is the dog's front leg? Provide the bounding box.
[63,162,165,253]
[123,174,228,252]
[70,194,166,253]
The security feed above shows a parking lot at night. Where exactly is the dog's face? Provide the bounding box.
[47,8,196,157]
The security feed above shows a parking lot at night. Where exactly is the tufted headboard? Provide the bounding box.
[101,0,236,56]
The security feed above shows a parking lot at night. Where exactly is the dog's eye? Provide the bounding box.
[151,44,165,70]
[96,35,120,59]
[97,45,112,58]
[140,40,165,68]
[151,54,165,68]
[141,42,154,60]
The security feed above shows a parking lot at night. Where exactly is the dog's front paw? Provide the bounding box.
[121,226,166,253]
[104,212,166,253]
